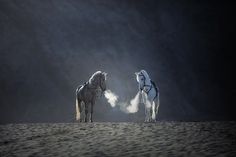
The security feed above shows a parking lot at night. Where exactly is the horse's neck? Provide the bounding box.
[144,78,151,86]
[88,81,98,89]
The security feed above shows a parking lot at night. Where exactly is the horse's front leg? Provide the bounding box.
[144,106,151,122]
[84,102,88,122]
[90,100,95,123]
[144,106,148,122]
[142,94,148,122]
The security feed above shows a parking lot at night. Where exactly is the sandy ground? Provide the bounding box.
[0,122,235,157]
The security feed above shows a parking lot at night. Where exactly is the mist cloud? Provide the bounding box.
[104,89,141,113]
[126,92,141,113]
[104,90,118,107]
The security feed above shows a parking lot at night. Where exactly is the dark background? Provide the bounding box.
[0,0,234,123]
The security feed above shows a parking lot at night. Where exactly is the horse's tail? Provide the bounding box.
[76,96,80,121]
[75,87,82,121]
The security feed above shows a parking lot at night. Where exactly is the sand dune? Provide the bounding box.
[0,122,235,156]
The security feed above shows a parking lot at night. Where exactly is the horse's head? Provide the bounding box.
[135,70,149,91]
[99,72,107,92]
[89,71,107,92]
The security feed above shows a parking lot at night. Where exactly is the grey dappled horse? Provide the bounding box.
[76,71,107,122]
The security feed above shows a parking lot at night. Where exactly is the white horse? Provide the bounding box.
[135,70,160,122]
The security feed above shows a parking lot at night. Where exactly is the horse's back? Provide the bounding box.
[76,82,94,101]
[76,82,88,93]
[151,80,159,93]
[76,85,83,93]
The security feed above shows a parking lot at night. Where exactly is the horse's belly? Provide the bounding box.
[82,91,96,102]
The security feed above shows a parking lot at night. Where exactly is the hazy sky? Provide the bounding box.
[0,0,234,123]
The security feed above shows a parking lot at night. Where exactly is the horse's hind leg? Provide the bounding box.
[156,101,160,119]
[149,107,152,122]
[76,94,82,122]
[155,95,160,120]
[152,101,156,122]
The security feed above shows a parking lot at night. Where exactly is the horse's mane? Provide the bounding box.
[141,70,150,80]
[88,71,104,85]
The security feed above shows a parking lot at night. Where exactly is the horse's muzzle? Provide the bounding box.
[101,87,106,92]
[100,90,105,98]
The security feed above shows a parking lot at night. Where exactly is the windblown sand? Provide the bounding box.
[0,122,235,156]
